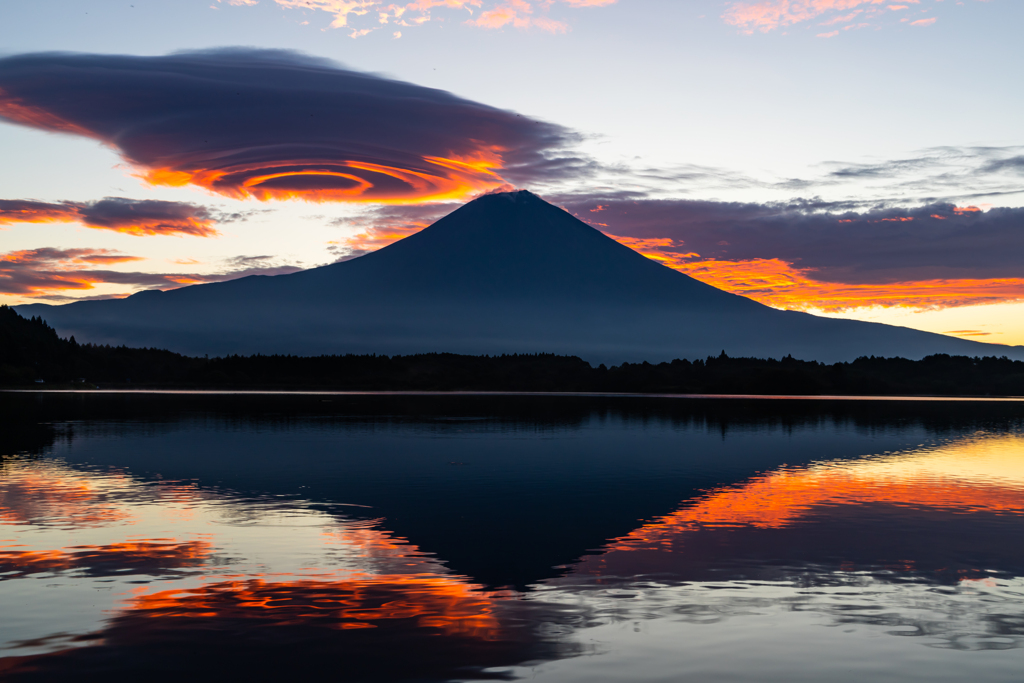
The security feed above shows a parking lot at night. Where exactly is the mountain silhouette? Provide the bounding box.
[17,190,1024,363]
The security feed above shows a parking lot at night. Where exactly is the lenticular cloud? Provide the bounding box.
[0,49,579,204]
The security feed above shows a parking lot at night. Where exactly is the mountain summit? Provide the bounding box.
[17,190,1024,363]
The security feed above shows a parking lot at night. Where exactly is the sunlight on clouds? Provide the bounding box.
[0,198,219,237]
[0,51,580,207]
[256,0,612,35]
[470,0,569,32]
[612,234,1024,304]
[722,0,949,34]
[0,247,305,303]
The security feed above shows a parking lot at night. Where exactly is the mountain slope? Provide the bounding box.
[16,190,1024,363]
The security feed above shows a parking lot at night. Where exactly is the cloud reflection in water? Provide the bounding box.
[1,407,1023,681]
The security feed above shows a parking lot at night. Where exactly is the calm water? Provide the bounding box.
[2,393,1024,682]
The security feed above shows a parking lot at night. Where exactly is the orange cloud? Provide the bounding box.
[606,238,1024,312]
[0,198,219,237]
[469,0,569,31]
[0,248,202,297]
[557,197,1024,313]
[0,247,302,300]
[140,152,511,205]
[944,329,991,337]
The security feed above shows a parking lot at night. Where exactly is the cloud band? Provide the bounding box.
[0,198,218,236]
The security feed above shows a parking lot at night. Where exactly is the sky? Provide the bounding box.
[1,0,1023,347]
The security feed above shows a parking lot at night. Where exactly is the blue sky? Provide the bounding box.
[2,0,1023,344]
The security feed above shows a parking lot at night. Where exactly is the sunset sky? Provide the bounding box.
[1,0,1023,346]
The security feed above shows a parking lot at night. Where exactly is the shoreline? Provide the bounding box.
[5,389,1024,402]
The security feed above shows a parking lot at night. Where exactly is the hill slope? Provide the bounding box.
[16,190,1024,363]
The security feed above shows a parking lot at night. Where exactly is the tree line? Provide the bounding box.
[3,305,1023,396]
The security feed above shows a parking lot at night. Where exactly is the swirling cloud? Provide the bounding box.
[0,50,582,205]
[0,198,218,237]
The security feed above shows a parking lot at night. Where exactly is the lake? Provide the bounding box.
[2,392,1024,682]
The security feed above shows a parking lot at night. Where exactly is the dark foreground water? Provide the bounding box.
[2,392,1024,682]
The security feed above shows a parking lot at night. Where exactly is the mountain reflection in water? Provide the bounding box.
[1,394,1023,682]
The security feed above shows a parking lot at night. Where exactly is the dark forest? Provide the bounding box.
[3,305,1022,396]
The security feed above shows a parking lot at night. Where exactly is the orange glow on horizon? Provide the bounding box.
[606,234,1024,312]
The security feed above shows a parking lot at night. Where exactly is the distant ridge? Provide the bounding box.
[16,190,1024,364]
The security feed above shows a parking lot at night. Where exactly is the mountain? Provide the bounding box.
[16,190,1024,364]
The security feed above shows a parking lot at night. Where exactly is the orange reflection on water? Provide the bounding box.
[0,460,216,530]
[0,539,213,576]
[609,433,1024,553]
[0,467,135,529]
[128,573,504,638]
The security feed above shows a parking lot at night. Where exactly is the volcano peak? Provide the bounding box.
[15,192,1024,364]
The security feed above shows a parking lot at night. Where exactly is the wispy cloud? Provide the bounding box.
[0,49,587,206]
[586,145,1024,207]
[235,0,615,37]
[722,0,953,34]
[0,198,220,237]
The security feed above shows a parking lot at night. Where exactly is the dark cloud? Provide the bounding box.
[818,146,1024,198]
[220,254,306,277]
[979,156,1024,175]
[0,197,219,236]
[0,247,303,298]
[557,196,1024,285]
[0,49,585,204]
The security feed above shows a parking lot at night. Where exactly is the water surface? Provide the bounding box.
[2,393,1023,682]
